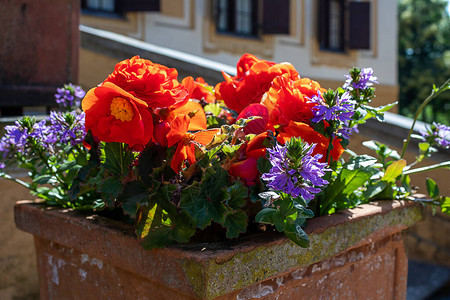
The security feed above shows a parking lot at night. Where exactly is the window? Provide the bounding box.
[82,0,117,13]
[319,0,345,52]
[81,0,160,14]
[215,0,258,37]
[318,0,371,52]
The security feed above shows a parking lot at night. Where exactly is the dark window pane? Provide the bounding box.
[215,0,258,37]
[318,0,345,52]
[116,0,160,12]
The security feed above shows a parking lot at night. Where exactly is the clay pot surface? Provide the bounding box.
[15,200,423,299]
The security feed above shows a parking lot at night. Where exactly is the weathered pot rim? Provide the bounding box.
[14,200,422,256]
[14,199,424,299]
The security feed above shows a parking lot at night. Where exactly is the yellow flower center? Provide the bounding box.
[110,97,134,122]
[182,133,195,145]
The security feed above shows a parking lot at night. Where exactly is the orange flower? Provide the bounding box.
[277,121,344,162]
[166,115,219,172]
[82,82,153,148]
[163,100,207,131]
[153,97,208,147]
[215,53,299,113]
[184,77,216,103]
[104,56,189,109]
[263,76,327,129]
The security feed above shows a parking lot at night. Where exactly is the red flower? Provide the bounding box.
[277,121,344,162]
[166,115,219,172]
[104,56,189,109]
[229,158,258,185]
[229,132,270,185]
[82,82,153,148]
[263,76,326,129]
[236,103,269,135]
[215,53,299,113]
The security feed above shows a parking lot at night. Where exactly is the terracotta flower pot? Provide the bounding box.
[14,200,423,300]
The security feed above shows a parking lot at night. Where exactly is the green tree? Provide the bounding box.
[398,0,450,125]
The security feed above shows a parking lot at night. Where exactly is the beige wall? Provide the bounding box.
[79,48,119,90]
[0,178,39,300]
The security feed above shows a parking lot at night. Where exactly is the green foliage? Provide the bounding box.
[398,0,450,124]
[255,193,312,247]
[426,178,440,198]
[101,142,136,177]
[320,160,374,215]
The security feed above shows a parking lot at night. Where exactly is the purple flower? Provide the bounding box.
[44,111,86,147]
[55,84,86,109]
[0,111,86,159]
[0,121,30,155]
[310,91,355,123]
[309,91,358,140]
[344,68,378,90]
[261,140,329,201]
[0,162,5,170]
[338,124,359,140]
[419,122,450,149]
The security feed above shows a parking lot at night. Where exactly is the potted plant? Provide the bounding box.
[2,54,449,299]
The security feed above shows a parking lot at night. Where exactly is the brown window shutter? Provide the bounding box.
[262,0,290,34]
[116,0,160,12]
[348,1,371,49]
[318,0,329,49]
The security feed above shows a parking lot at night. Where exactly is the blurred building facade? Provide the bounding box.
[80,0,398,109]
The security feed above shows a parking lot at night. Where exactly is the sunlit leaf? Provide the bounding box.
[426,178,439,199]
[382,159,406,182]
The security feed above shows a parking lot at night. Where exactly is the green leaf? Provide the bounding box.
[257,156,272,174]
[102,142,135,177]
[363,181,388,199]
[322,168,372,214]
[33,175,54,185]
[362,140,380,152]
[255,207,277,224]
[136,200,195,249]
[119,180,150,218]
[382,159,406,182]
[140,226,174,249]
[222,144,241,157]
[293,203,315,218]
[223,210,248,239]
[97,176,123,207]
[137,145,171,183]
[227,182,247,209]
[426,178,439,199]
[345,155,379,170]
[440,197,450,215]
[401,175,412,194]
[258,191,280,205]
[284,218,310,248]
[273,210,286,231]
[169,210,196,243]
[180,183,228,229]
[135,202,158,239]
[204,103,222,116]
[418,142,431,153]
[58,161,77,172]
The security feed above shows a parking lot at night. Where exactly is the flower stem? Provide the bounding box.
[0,173,31,189]
[400,78,450,158]
[403,161,450,175]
